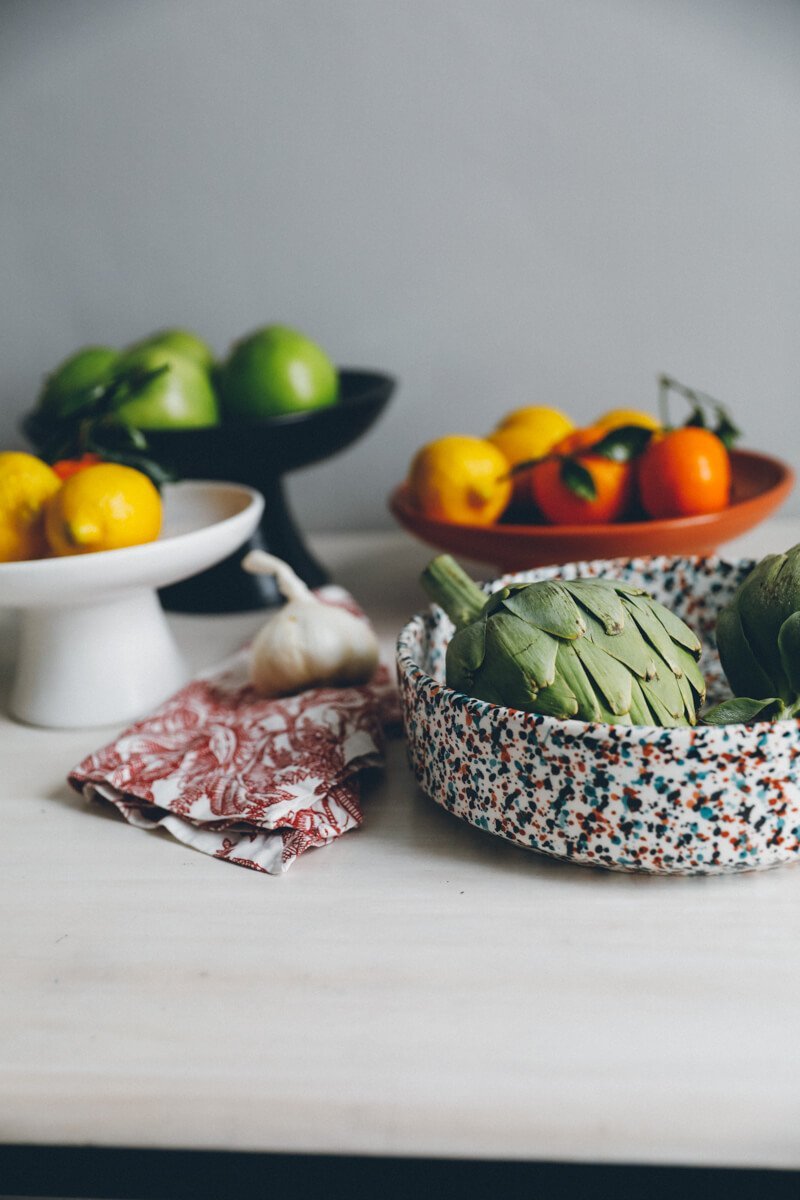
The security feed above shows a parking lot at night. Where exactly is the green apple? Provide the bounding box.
[113,346,220,429]
[38,346,120,417]
[221,325,338,421]
[126,328,215,371]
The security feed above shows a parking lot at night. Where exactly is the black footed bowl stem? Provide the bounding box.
[146,369,395,613]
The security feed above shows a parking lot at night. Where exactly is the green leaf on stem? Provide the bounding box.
[590,424,654,463]
[560,457,596,501]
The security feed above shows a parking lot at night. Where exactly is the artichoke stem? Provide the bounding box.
[421,554,487,629]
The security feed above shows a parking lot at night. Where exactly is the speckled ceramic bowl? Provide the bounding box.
[396,555,800,875]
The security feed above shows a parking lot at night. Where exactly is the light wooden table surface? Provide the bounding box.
[1,524,800,1172]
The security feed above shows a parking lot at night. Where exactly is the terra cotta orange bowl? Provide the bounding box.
[388,449,794,572]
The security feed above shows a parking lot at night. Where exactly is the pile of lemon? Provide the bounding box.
[0,452,162,563]
[406,405,659,525]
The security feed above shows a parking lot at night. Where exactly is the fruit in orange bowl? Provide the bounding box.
[528,448,634,525]
[406,435,512,526]
[488,406,575,509]
[388,449,794,572]
[638,426,731,519]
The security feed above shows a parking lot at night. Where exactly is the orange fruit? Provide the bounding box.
[0,452,62,561]
[528,453,634,525]
[52,453,104,480]
[45,463,162,556]
[638,427,730,518]
[550,425,607,456]
[407,436,512,525]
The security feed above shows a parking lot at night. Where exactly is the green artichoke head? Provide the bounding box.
[704,544,800,725]
[420,555,706,727]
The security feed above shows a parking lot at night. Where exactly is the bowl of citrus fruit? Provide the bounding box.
[0,450,262,728]
[389,375,793,570]
[22,325,395,611]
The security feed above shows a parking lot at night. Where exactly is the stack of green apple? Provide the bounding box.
[25,325,339,474]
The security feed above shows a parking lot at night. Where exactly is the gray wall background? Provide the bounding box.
[2,0,799,530]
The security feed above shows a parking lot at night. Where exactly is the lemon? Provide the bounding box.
[45,463,162,556]
[407,435,511,525]
[493,406,574,454]
[0,452,62,562]
[488,422,559,469]
[595,407,661,432]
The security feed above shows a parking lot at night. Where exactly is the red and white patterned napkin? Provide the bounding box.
[69,591,399,874]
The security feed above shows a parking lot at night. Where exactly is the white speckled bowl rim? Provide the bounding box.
[396,554,800,875]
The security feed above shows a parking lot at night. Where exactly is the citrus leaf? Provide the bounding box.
[560,457,596,501]
[590,424,654,463]
[714,408,741,450]
[683,404,707,429]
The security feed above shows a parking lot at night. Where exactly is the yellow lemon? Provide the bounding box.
[0,451,62,562]
[487,422,563,470]
[45,463,162,556]
[407,435,512,525]
[493,405,574,454]
[595,407,661,433]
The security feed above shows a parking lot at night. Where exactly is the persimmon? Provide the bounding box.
[638,427,731,518]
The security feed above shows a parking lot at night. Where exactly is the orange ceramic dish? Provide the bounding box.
[388,449,794,572]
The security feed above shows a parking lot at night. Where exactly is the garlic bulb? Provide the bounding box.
[242,550,380,697]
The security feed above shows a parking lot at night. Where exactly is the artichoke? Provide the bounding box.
[420,555,706,727]
[704,544,800,725]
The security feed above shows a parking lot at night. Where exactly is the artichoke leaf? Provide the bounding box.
[485,611,558,692]
[609,580,646,597]
[502,582,586,640]
[552,642,601,721]
[675,666,696,717]
[483,587,512,617]
[629,677,657,725]
[573,638,633,716]
[647,598,702,654]
[672,643,707,702]
[715,604,775,700]
[626,596,683,674]
[736,554,791,693]
[778,610,800,696]
[583,610,658,679]
[703,696,786,726]
[640,679,686,727]
[448,618,487,673]
[645,663,686,721]
[562,580,626,634]
[530,677,580,719]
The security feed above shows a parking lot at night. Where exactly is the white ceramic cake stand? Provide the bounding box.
[0,480,263,728]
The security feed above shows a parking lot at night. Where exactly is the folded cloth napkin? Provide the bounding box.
[69,590,399,875]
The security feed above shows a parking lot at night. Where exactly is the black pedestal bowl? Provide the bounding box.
[146,368,395,612]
